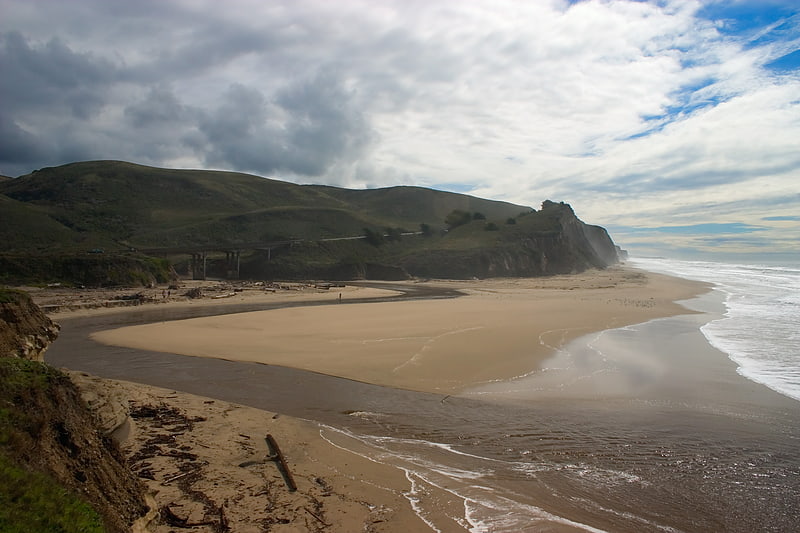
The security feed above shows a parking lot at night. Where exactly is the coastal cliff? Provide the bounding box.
[0,289,147,532]
[0,289,60,361]
[399,201,620,279]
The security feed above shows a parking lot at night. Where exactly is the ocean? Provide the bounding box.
[630,257,800,404]
[47,257,800,532]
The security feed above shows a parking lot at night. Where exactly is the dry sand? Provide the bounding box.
[91,267,708,394]
[54,267,709,532]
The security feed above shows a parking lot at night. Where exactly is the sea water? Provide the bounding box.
[631,257,800,403]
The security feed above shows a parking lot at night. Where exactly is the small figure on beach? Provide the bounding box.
[338,292,342,303]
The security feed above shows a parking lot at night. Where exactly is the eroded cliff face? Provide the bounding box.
[0,290,147,532]
[401,201,620,279]
[0,289,60,361]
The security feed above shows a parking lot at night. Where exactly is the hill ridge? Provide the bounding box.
[0,160,620,284]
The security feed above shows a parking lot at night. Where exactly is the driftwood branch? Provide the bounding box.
[265,434,297,491]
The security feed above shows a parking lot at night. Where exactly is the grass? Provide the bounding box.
[0,358,105,533]
[0,452,104,533]
[0,288,24,303]
[1,160,529,252]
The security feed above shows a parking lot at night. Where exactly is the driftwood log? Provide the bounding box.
[265,434,297,492]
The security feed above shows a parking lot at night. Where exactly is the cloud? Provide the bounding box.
[196,72,374,176]
[0,0,797,260]
[0,31,115,119]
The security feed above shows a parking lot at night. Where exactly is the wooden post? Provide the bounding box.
[265,434,297,491]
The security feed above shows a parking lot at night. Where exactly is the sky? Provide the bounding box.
[1,0,798,263]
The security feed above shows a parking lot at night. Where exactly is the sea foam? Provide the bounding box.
[631,257,800,403]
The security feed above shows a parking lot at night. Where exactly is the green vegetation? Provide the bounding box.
[0,254,172,287]
[0,453,104,533]
[0,358,64,447]
[0,288,24,304]
[1,161,619,281]
[445,209,473,229]
[0,161,526,252]
[0,358,105,533]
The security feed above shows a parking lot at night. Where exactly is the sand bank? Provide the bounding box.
[92,267,708,394]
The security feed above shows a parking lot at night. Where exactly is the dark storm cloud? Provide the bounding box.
[125,87,193,129]
[197,73,373,177]
[0,112,45,165]
[0,31,116,118]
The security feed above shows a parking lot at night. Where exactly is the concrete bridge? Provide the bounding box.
[139,240,301,280]
[139,231,421,280]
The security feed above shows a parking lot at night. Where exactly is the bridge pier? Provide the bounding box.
[225,250,240,279]
[191,252,207,280]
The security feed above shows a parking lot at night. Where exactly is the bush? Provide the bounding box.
[363,228,385,246]
[445,210,472,229]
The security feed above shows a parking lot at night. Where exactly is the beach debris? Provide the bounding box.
[266,433,297,492]
[162,466,202,486]
[304,505,330,527]
[160,504,225,529]
[212,292,236,299]
[184,287,203,299]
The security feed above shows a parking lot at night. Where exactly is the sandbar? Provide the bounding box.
[91,267,708,394]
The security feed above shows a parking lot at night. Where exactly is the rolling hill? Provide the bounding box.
[0,161,620,284]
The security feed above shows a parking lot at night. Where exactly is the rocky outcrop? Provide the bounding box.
[0,289,60,361]
[400,201,620,279]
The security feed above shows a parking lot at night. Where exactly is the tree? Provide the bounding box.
[445,209,472,229]
[506,217,517,225]
[484,222,499,231]
[363,227,385,246]
[419,223,432,236]
[472,212,486,220]
[385,227,403,242]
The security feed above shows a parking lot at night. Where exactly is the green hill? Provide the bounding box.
[0,161,620,284]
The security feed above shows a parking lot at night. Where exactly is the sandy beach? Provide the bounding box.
[90,267,707,394]
[44,266,724,532]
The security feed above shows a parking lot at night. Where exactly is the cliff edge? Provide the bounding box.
[0,289,60,361]
[0,289,147,532]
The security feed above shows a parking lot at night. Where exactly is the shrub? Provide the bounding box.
[445,210,472,229]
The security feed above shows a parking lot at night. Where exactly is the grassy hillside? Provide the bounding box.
[0,195,86,253]
[0,161,528,253]
[0,161,619,283]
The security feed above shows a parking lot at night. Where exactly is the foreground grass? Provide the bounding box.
[0,358,105,533]
[0,452,104,533]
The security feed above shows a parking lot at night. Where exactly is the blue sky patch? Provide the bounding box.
[763,215,800,221]
[766,48,800,71]
[611,223,764,235]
